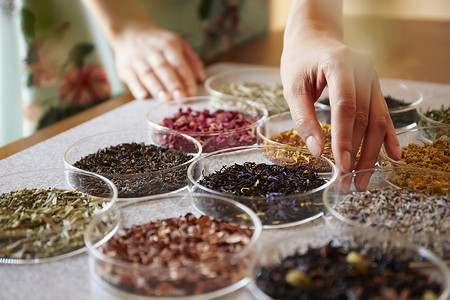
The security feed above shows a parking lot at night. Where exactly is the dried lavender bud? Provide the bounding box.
[256,243,443,300]
[73,142,192,197]
[334,185,449,257]
[97,213,253,297]
[160,107,260,152]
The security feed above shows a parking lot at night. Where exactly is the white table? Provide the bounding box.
[1,63,449,300]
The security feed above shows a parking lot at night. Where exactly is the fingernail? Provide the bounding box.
[306,136,321,157]
[158,90,169,102]
[356,171,372,191]
[135,90,147,99]
[173,90,185,100]
[339,151,351,173]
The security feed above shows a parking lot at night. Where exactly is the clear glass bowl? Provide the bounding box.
[315,79,423,130]
[323,167,450,259]
[417,94,450,129]
[64,129,202,200]
[84,193,262,300]
[204,67,289,115]
[379,126,450,171]
[257,110,334,163]
[249,225,450,300]
[187,145,337,229]
[146,96,268,153]
[0,168,117,264]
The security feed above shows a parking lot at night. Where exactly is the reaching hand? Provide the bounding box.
[281,24,401,184]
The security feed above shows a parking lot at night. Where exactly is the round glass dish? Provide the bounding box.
[378,126,450,172]
[249,226,450,300]
[146,96,268,153]
[204,67,289,115]
[0,168,117,264]
[187,144,337,229]
[257,110,334,163]
[64,128,202,200]
[84,193,262,300]
[315,79,423,130]
[417,94,450,128]
[323,167,450,259]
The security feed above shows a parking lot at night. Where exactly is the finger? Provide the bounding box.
[147,51,187,100]
[327,63,356,174]
[351,59,373,166]
[183,43,206,83]
[284,85,325,157]
[121,68,149,100]
[132,59,169,101]
[354,76,391,188]
[165,46,198,97]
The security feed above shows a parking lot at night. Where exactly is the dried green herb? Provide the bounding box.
[424,105,450,124]
[217,82,289,115]
[0,188,108,260]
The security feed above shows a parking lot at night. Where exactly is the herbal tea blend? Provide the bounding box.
[256,243,443,300]
[199,162,327,225]
[217,82,289,115]
[0,188,107,260]
[266,123,335,164]
[98,213,253,297]
[424,104,450,124]
[73,142,192,197]
[334,185,449,257]
[160,107,259,152]
[399,135,449,172]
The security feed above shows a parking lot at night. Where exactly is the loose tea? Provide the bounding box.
[398,135,449,172]
[98,213,253,296]
[317,96,418,128]
[217,82,289,115]
[0,188,107,260]
[256,243,443,299]
[73,142,192,197]
[160,107,259,152]
[334,185,449,257]
[423,105,450,124]
[265,124,362,168]
[198,162,327,225]
[265,123,335,165]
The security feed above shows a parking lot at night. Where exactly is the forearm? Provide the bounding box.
[81,0,155,48]
[285,0,343,41]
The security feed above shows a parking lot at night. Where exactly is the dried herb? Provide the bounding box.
[160,107,259,152]
[334,185,449,257]
[256,243,443,299]
[98,213,253,297]
[399,135,450,172]
[424,105,450,124]
[217,82,289,115]
[0,188,107,259]
[198,163,327,225]
[73,142,192,197]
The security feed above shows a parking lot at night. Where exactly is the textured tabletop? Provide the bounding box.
[1,63,449,300]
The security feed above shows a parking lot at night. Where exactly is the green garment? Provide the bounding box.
[0,0,268,146]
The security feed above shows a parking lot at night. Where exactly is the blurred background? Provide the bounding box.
[1,0,450,149]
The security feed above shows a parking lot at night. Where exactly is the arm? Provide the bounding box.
[281,0,401,186]
[81,0,205,101]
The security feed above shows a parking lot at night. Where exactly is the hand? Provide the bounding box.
[281,26,401,185]
[112,23,205,101]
